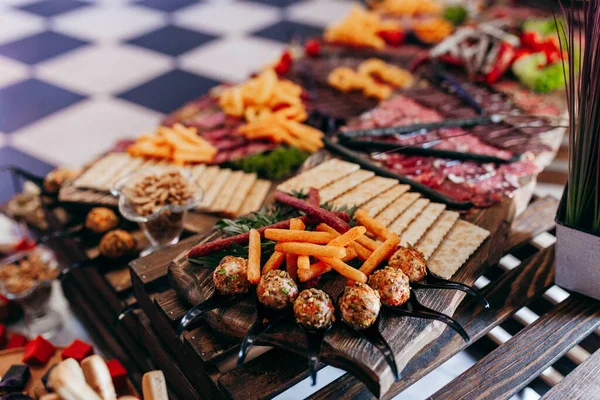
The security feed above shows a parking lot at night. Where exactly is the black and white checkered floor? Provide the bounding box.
[0,0,355,202]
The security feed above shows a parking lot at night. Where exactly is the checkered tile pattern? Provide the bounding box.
[0,0,354,203]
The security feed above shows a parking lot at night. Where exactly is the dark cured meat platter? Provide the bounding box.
[167,160,515,398]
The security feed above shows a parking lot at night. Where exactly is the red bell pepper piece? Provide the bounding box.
[542,38,562,64]
[486,42,516,84]
[378,29,405,47]
[274,51,292,75]
[0,324,6,349]
[304,39,321,57]
[22,336,55,365]
[6,333,28,349]
[520,31,544,51]
[439,54,463,66]
[105,359,128,390]
[61,339,94,362]
[513,47,533,62]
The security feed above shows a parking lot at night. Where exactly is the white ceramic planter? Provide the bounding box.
[555,192,600,300]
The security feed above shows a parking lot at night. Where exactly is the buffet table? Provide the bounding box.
[3,2,599,400]
[36,191,599,400]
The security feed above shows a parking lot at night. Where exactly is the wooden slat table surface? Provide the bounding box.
[30,193,600,400]
[122,194,600,400]
[431,294,600,400]
[542,349,600,400]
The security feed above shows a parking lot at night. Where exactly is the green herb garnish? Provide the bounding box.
[231,146,310,180]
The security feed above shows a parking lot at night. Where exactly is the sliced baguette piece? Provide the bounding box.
[81,355,117,400]
[50,360,102,400]
[142,371,168,400]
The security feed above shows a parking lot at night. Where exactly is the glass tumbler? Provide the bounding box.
[111,167,203,256]
[0,246,62,338]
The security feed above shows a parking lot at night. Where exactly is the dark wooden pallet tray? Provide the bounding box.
[127,194,599,400]
[32,203,192,399]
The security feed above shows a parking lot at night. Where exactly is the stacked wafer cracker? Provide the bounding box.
[62,153,271,218]
[277,158,490,279]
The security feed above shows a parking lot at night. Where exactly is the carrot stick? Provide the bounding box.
[328,226,367,247]
[298,261,332,282]
[247,229,261,284]
[316,223,372,261]
[275,242,347,258]
[286,218,304,281]
[187,216,310,258]
[359,233,400,277]
[264,229,336,244]
[316,256,367,283]
[357,235,379,252]
[354,208,390,241]
[262,251,285,274]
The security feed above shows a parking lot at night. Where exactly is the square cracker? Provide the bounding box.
[362,184,410,217]
[238,180,271,216]
[198,168,231,210]
[277,159,359,193]
[427,220,490,279]
[331,176,397,207]
[376,192,421,226]
[388,198,430,235]
[400,203,446,247]
[224,173,258,217]
[319,170,375,203]
[210,170,245,213]
[74,153,132,190]
[416,211,460,259]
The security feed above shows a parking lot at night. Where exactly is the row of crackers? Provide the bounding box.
[69,152,270,217]
[277,159,490,279]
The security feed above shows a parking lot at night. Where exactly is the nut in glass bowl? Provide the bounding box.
[0,246,62,338]
[111,168,203,256]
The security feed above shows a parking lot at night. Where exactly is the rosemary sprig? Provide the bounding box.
[195,193,357,268]
[189,241,276,269]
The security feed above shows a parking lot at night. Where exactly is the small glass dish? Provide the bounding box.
[111,167,203,256]
[0,246,62,338]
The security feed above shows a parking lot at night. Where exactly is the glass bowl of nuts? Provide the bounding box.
[0,246,62,338]
[111,168,203,256]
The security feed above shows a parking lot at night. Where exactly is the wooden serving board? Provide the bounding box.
[0,347,138,399]
[167,169,515,397]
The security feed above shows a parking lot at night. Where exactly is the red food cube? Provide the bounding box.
[378,29,405,47]
[304,39,321,57]
[6,333,28,349]
[106,359,128,389]
[61,339,94,362]
[280,50,293,66]
[274,59,291,75]
[22,336,55,365]
[0,324,5,348]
